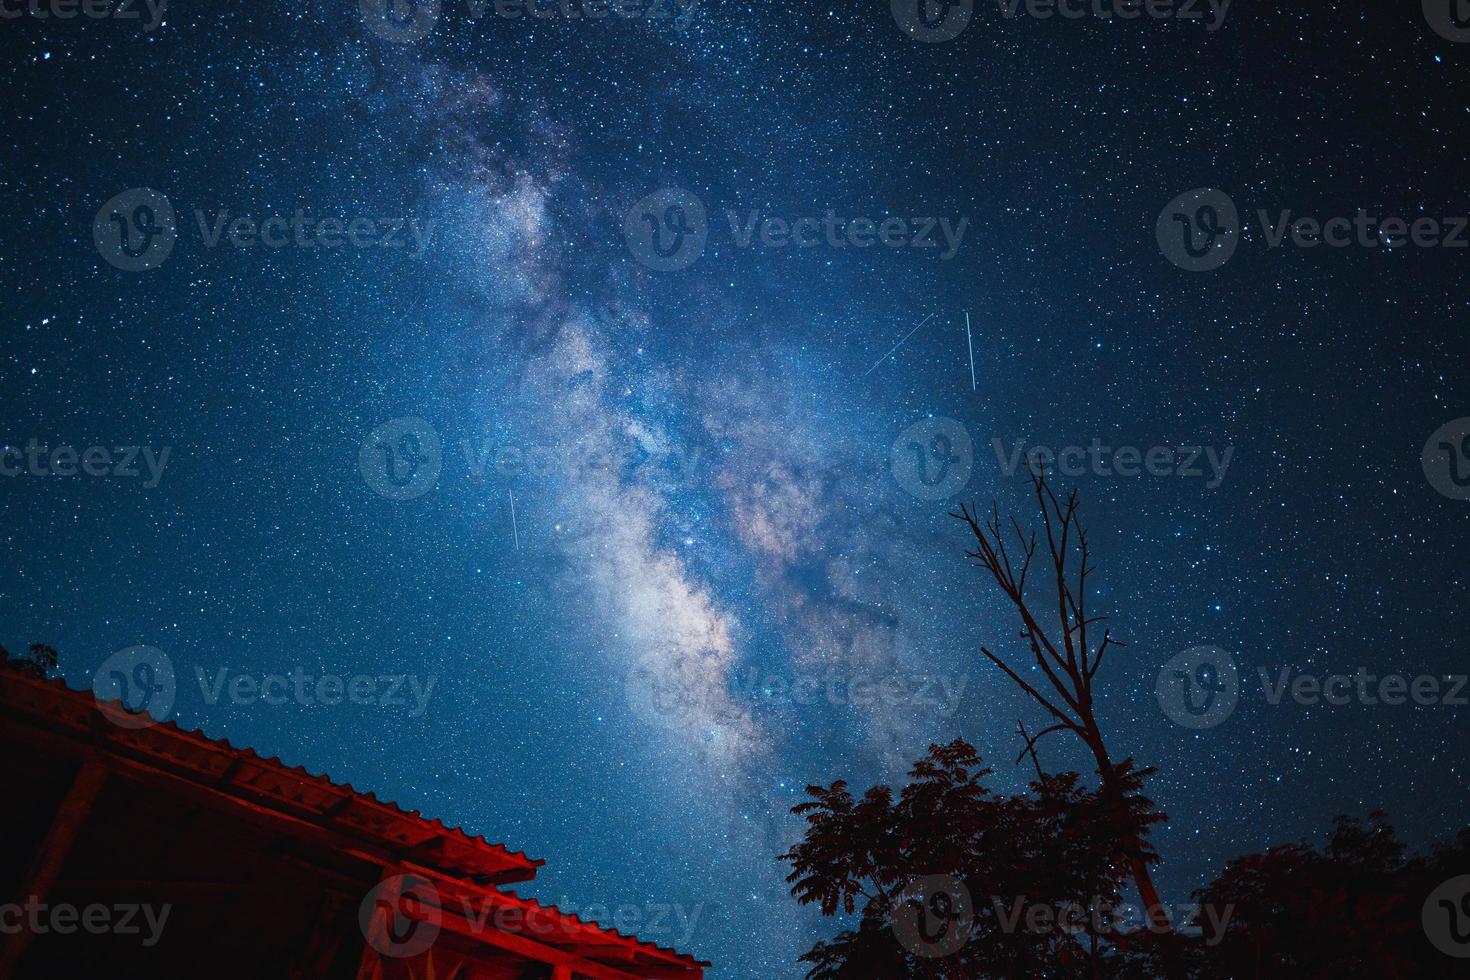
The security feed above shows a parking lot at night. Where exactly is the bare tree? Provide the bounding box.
[953,465,1169,932]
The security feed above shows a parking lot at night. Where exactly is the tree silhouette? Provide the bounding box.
[779,739,1163,978]
[0,641,58,679]
[952,465,1168,929]
[781,742,1470,978]
[781,464,1469,976]
[1146,813,1470,978]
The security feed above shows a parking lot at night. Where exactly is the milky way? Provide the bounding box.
[3,2,1469,975]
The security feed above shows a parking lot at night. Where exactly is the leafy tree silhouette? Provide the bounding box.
[1149,813,1470,979]
[0,642,58,679]
[782,745,1470,978]
[779,739,1162,978]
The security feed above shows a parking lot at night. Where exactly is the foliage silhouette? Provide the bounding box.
[781,743,1470,978]
[0,641,58,679]
[779,739,1163,978]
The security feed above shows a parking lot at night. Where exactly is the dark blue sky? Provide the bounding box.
[3,1,1469,975]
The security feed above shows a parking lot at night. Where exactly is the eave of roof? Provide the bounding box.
[0,665,709,974]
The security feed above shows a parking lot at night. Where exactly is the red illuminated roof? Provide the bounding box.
[0,666,709,979]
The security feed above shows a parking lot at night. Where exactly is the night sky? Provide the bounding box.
[3,1,1469,975]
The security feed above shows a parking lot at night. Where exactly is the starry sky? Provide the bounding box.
[3,1,1469,975]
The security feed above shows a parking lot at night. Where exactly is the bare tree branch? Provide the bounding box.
[1015,720,1068,781]
[953,464,1169,932]
[979,647,1078,731]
